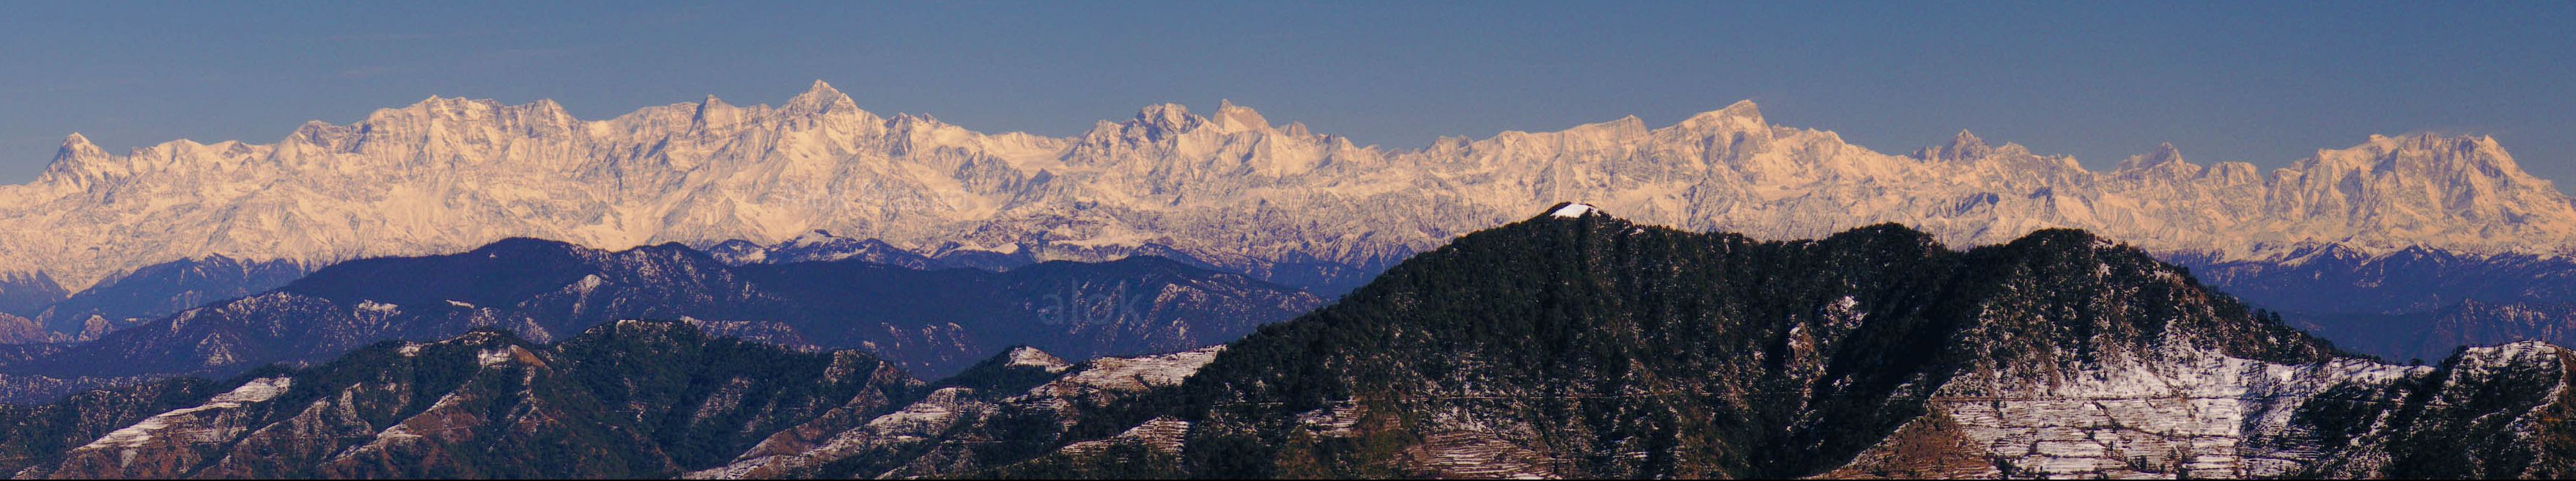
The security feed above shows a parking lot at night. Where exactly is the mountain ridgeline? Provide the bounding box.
[10,83,2576,365]
[2173,248,2576,361]
[10,81,2576,312]
[5,207,2567,479]
[37,255,309,342]
[0,256,310,345]
[0,238,1321,403]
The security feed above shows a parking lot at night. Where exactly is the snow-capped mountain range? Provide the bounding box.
[7,80,2575,291]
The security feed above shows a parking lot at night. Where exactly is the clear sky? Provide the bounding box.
[2,1,2572,183]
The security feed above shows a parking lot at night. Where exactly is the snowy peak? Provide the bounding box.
[1088,101,1289,144]
[781,79,863,116]
[2402,133,2524,175]
[2314,133,2514,171]
[1535,114,1647,138]
[1129,103,1206,137]
[1673,100,1767,132]
[886,112,947,131]
[1951,129,1992,155]
[2147,141,2182,163]
[380,95,504,122]
[693,95,743,128]
[352,95,580,141]
[1544,202,1599,219]
[1210,100,1272,133]
[51,133,107,166]
[37,133,119,186]
[2288,133,2546,195]
[1916,129,1996,163]
[2115,142,2191,172]
[58,132,96,153]
[1708,100,1765,122]
[7,80,2576,292]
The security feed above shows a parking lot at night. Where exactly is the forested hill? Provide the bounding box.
[1126,205,2567,478]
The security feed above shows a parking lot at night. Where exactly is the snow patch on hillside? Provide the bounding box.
[75,376,292,453]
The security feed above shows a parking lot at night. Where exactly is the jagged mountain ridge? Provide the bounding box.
[2169,247,2576,361]
[6,81,2574,294]
[2175,245,2576,315]
[25,254,310,342]
[703,228,1299,287]
[0,237,1320,403]
[707,230,959,269]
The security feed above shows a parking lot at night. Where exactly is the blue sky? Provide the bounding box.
[2,1,2572,182]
